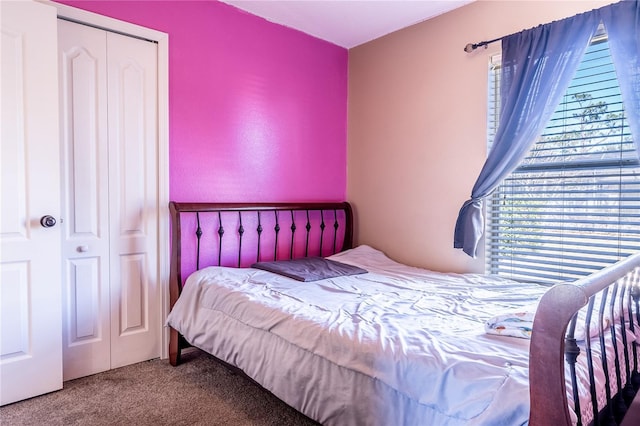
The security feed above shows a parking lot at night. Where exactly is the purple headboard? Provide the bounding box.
[168,201,354,309]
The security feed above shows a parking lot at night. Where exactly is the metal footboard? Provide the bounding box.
[530,253,640,426]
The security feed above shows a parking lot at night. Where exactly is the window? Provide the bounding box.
[486,33,640,284]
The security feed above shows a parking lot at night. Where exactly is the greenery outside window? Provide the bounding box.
[485,32,640,284]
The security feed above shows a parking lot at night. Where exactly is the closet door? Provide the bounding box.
[58,19,111,381]
[106,31,159,369]
[58,20,159,380]
[0,0,62,405]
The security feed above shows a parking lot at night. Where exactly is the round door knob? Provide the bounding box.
[40,215,57,228]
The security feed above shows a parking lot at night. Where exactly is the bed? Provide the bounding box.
[166,201,640,426]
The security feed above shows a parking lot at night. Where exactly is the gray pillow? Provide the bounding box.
[251,257,367,282]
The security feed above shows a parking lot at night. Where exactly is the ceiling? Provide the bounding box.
[220,1,474,49]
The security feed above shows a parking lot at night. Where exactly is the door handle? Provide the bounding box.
[40,215,57,228]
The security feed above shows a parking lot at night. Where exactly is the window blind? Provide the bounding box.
[485,36,640,284]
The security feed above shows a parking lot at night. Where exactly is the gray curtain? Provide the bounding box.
[453,11,600,258]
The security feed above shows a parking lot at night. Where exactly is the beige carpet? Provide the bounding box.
[0,349,319,426]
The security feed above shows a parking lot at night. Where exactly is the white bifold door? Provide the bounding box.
[58,19,160,381]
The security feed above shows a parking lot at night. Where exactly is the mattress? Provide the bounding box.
[166,245,633,425]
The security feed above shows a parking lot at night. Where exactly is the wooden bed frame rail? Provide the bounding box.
[168,201,354,366]
[530,252,640,426]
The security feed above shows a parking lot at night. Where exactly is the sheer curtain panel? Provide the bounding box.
[600,0,640,157]
[454,12,600,257]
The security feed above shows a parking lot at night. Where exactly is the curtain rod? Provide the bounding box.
[463,4,599,53]
[463,36,503,53]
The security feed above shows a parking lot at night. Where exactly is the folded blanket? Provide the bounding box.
[485,308,535,339]
[485,303,615,340]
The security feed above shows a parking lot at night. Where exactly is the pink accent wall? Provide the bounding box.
[56,0,348,202]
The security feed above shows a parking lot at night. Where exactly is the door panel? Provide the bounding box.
[107,31,159,368]
[67,257,101,340]
[119,254,146,334]
[58,19,110,381]
[0,0,62,406]
[0,264,29,359]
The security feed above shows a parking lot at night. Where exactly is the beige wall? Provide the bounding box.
[347,0,614,273]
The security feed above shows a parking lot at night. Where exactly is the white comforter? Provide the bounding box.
[168,245,626,425]
[167,245,551,425]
